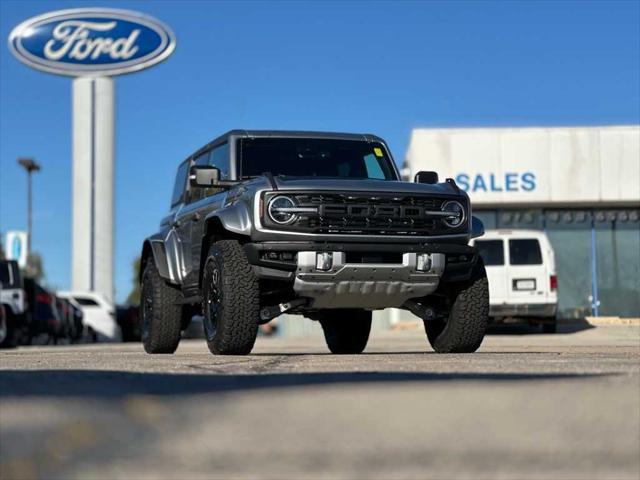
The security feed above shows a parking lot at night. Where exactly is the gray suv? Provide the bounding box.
[140,130,488,355]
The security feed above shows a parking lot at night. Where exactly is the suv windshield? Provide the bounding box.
[239,138,397,180]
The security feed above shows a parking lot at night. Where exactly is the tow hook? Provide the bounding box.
[259,298,308,323]
[403,300,438,321]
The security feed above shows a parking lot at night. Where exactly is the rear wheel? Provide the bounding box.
[424,258,489,353]
[140,260,183,354]
[319,310,372,354]
[202,240,260,355]
[0,311,16,348]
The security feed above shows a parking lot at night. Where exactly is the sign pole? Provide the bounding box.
[72,77,114,302]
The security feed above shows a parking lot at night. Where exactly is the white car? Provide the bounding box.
[56,291,121,342]
[472,230,558,333]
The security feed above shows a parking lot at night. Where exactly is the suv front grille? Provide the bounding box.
[263,192,466,236]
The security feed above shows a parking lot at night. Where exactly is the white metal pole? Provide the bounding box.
[71,77,114,302]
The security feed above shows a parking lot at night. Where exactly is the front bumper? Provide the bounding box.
[294,251,445,308]
[243,242,479,308]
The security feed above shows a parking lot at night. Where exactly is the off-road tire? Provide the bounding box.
[424,257,489,353]
[0,312,17,349]
[319,310,372,354]
[140,260,183,354]
[202,240,259,355]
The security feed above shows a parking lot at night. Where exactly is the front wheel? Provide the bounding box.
[424,258,489,353]
[202,240,260,355]
[319,310,372,354]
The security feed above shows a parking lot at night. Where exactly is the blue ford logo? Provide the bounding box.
[8,8,175,76]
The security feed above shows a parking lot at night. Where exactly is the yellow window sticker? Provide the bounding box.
[373,147,383,157]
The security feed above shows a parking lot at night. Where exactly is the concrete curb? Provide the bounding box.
[389,317,640,331]
[585,316,640,326]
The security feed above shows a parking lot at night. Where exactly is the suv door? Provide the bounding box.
[167,160,193,284]
[183,143,231,289]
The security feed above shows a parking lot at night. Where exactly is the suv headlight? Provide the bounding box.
[441,200,465,228]
[268,195,298,225]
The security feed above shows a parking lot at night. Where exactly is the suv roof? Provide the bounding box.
[191,130,387,159]
[226,129,383,142]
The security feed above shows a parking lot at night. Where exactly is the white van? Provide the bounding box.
[471,230,558,333]
[57,291,121,342]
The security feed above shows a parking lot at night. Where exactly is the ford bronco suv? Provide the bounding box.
[139,131,488,355]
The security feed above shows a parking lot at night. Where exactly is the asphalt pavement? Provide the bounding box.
[1,323,639,480]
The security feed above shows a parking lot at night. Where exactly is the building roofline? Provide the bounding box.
[409,124,640,135]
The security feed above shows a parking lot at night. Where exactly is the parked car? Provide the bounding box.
[0,302,7,346]
[55,296,85,343]
[0,260,28,347]
[24,278,63,342]
[472,229,558,333]
[56,291,121,342]
[139,130,488,355]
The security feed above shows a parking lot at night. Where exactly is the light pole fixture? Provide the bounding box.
[17,157,41,259]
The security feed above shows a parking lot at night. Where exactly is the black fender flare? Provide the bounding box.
[140,235,172,284]
[198,204,252,286]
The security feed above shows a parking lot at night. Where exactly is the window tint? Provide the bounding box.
[210,143,230,179]
[171,161,189,207]
[73,297,99,306]
[193,151,210,167]
[509,239,543,265]
[0,263,12,287]
[189,151,211,202]
[475,240,504,266]
[0,262,19,288]
[240,138,396,180]
[189,144,229,202]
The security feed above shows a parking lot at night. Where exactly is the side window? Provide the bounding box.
[509,239,543,265]
[189,151,211,202]
[363,153,386,180]
[476,240,504,266]
[210,143,230,179]
[73,297,99,307]
[171,161,190,207]
[190,143,230,202]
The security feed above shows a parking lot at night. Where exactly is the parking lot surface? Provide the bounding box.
[1,324,639,479]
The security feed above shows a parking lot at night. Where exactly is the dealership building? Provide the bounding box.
[404,125,640,318]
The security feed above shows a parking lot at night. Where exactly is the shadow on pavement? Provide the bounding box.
[0,370,611,399]
[486,317,594,335]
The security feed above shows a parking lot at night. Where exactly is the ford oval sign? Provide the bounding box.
[8,8,175,76]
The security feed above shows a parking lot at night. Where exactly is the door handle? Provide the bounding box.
[192,212,202,222]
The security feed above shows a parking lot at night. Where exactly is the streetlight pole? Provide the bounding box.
[17,157,41,259]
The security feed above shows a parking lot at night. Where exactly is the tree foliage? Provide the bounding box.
[127,256,142,305]
[25,252,45,281]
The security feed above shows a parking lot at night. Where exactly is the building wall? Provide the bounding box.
[475,207,640,318]
[406,126,640,207]
[405,126,640,318]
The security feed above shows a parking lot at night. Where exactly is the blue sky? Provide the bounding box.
[1,0,639,302]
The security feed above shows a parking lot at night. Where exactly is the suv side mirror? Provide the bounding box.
[190,165,220,187]
[414,171,439,184]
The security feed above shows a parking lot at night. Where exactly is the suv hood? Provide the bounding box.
[271,177,460,196]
